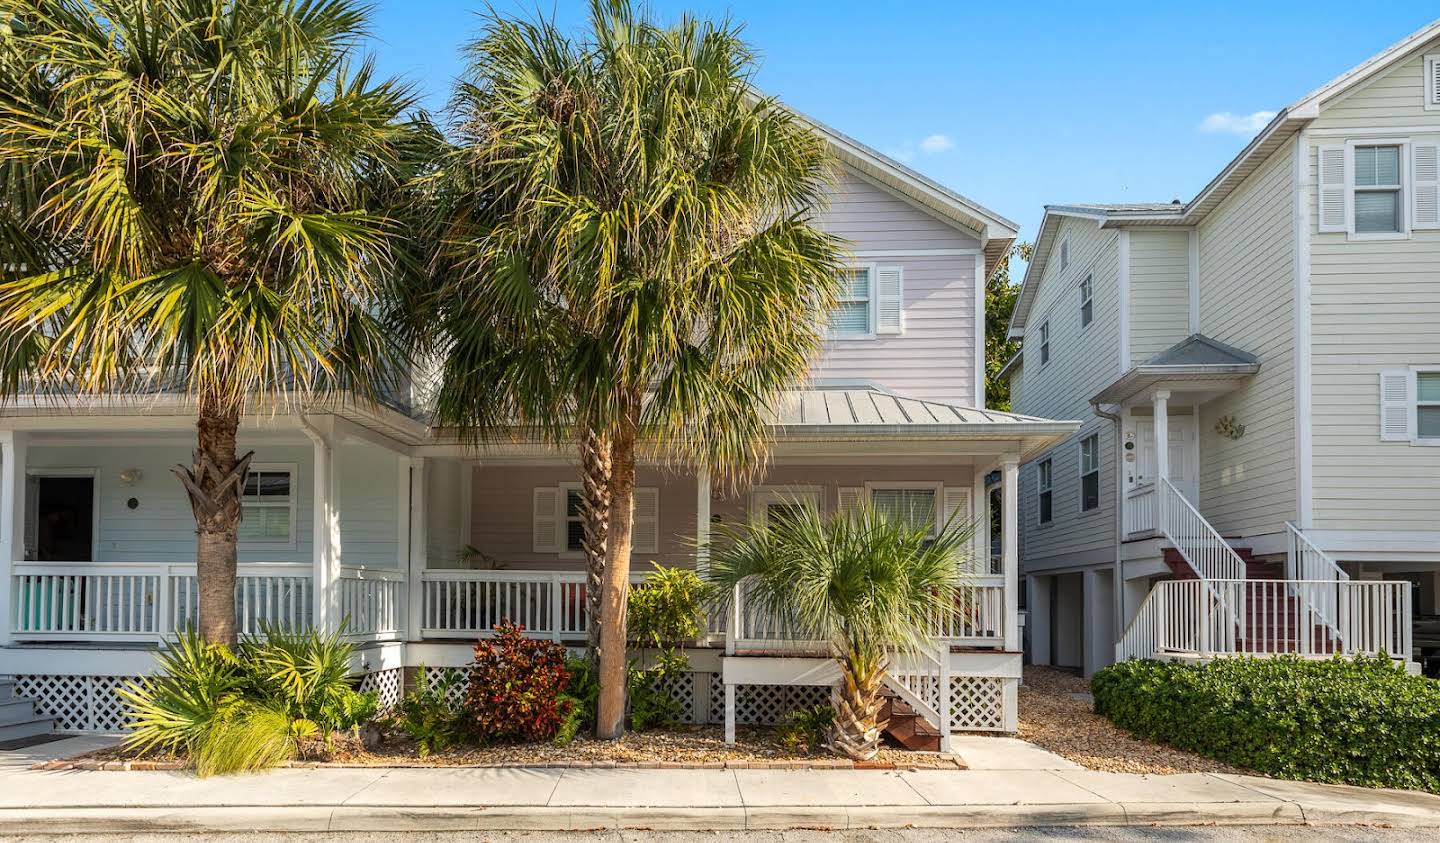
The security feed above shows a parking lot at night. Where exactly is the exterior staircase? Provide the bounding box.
[878,687,942,751]
[0,678,55,745]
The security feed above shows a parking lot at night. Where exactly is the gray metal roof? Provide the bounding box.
[1089,335,1260,405]
[1145,334,1259,367]
[766,388,1056,427]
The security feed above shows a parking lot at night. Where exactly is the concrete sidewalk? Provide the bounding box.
[1,756,1439,833]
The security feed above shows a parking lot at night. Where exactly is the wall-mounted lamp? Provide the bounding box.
[118,468,143,486]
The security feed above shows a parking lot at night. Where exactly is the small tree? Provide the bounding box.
[706,503,973,760]
[984,242,1031,411]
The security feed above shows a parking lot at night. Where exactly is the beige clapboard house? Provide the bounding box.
[1007,20,1440,677]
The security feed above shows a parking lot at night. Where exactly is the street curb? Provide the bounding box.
[0,801,1434,832]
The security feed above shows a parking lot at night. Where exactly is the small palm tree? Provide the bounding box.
[706,503,973,760]
[0,0,433,644]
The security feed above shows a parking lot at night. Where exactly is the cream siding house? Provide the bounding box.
[0,107,1077,744]
[1011,20,1440,677]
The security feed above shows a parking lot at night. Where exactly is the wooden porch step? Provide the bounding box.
[877,688,941,752]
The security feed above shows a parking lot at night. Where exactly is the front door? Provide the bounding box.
[1130,417,1198,505]
[30,475,95,562]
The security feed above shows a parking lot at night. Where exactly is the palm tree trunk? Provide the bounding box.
[578,427,612,663]
[595,414,638,739]
[171,392,252,646]
[829,652,887,760]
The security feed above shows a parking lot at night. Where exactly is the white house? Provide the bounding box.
[1007,20,1440,677]
[0,111,1076,747]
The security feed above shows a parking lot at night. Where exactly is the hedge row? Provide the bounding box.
[1091,655,1440,791]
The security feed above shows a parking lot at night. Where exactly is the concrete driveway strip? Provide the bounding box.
[1216,773,1440,826]
[341,767,564,806]
[545,768,743,807]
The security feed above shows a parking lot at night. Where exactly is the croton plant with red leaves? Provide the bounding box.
[463,622,573,743]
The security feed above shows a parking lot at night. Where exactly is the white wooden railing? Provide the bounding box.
[418,569,647,640]
[1124,483,1157,536]
[883,643,952,752]
[1158,478,1246,581]
[1117,578,1410,662]
[338,568,405,639]
[11,563,313,641]
[1284,523,1348,644]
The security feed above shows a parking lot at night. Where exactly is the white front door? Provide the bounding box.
[1130,417,1198,504]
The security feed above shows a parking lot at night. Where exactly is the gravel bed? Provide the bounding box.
[1018,665,1246,775]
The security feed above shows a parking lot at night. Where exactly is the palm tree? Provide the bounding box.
[706,503,974,760]
[413,0,846,738]
[0,0,432,645]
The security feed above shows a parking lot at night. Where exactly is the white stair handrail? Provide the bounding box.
[1285,522,1347,581]
[1158,478,1246,582]
[881,641,952,753]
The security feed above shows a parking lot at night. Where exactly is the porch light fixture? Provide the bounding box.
[1214,415,1246,441]
[118,468,143,486]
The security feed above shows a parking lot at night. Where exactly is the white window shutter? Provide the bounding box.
[837,487,864,515]
[1428,56,1440,110]
[1412,139,1440,229]
[632,487,660,555]
[943,486,971,529]
[1317,145,1349,233]
[533,487,561,553]
[1379,369,1414,442]
[875,266,904,335]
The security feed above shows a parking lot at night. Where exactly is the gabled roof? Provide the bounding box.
[1012,19,1440,338]
[1089,334,1260,405]
[1145,334,1258,367]
[789,107,1020,277]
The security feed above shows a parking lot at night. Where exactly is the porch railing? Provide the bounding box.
[418,569,646,640]
[1117,578,1410,662]
[1158,478,1246,581]
[11,563,313,642]
[1124,483,1156,536]
[337,568,405,640]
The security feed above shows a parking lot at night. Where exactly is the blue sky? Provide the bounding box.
[365,1,1439,245]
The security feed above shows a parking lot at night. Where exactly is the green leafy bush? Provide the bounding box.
[463,623,573,743]
[628,564,707,649]
[774,704,833,753]
[1092,656,1440,791]
[119,626,379,776]
[627,648,687,731]
[384,666,465,757]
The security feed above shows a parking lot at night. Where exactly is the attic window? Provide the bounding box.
[1427,54,1440,111]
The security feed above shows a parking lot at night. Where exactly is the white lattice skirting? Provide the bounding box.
[356,668,404,711]
[14,674,140,733]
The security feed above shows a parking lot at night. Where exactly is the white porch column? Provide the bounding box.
[1001,456,1020,651]
[1082,568,1114,677]
[301,418,340,632]
[695,468,711,575]
[0,431,27,646]
[972,469,987,571]
[1152,390,1171,486]
[407,457,428,642]
[1026,574,1051,665]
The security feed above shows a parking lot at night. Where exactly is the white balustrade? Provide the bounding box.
[419,570,645,640]
[337,568,405,639]
[1124,483,1157,537]
[1158,479,1246,582]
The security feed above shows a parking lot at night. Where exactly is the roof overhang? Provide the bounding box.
[1089,364,1261,407]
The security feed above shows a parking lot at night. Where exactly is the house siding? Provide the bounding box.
[810,169,982,406]
[1305,40,1440,534]
[1195,140,1297,538]
[1011,216,1120,568]
[1128,229,1192,365]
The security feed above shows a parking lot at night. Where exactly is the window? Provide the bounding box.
[564,487,585,553]
[1079,275,1093,328]
[1039,321,1051,366]
[830,267,872,338]
[1426,54,1440,111]
[753,488,820,529]
[1059,237,1070,271]
[1080,435,1100,511]
[1420,372,1440,440]
[1037,459,1053,525]
[870,487,938,537]
[1353,145,1404,234]
[239,467,294,543]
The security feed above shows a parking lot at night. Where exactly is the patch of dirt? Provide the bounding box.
[1018,665,1246,775]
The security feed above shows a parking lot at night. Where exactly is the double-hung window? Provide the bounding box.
[1079,435,1100,511]
[1037,459,1053,525]
[239,466,295,544]
[563,486,586,553]
[870,486,938,538]
[1353,145,1404,235]
[1419,371,1440,440]
[830,267,872,338]
[1039,321,1051,366]
[1079,275,1093,328]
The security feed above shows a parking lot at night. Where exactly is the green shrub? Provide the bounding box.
[1092,655,1440,791]
[384,666,466,757]
[774,704,833,753]
[463,623,573,743]
[627,648,687,731]
[628,564,707,649]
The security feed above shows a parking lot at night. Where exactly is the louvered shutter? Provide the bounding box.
[632,487,660,555]
[1379,370,1414,442]
[1413,139,1440,230]
[943,486,971,529]
[875,266,904,335]
[1317,144,1349,233]
[837,487,864,515]
[1428,56,1440,110]
[532,487,561,553]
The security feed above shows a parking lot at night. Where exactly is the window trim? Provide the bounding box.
[240,462,298,549]
[1036,459,1053,526]
[1039,320,1051,366]
[556,482,585,559]
[863,481,943,537]
[1079,435,1100,513]
[1417,367,1440,444]
[829,263,877,340]
[1078,274,1093,329]
[750,486,822,528]
[1346,139,1411,241]
[1426,54,1440,112]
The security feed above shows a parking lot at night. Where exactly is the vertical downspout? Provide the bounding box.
[1092,400,1124,649]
